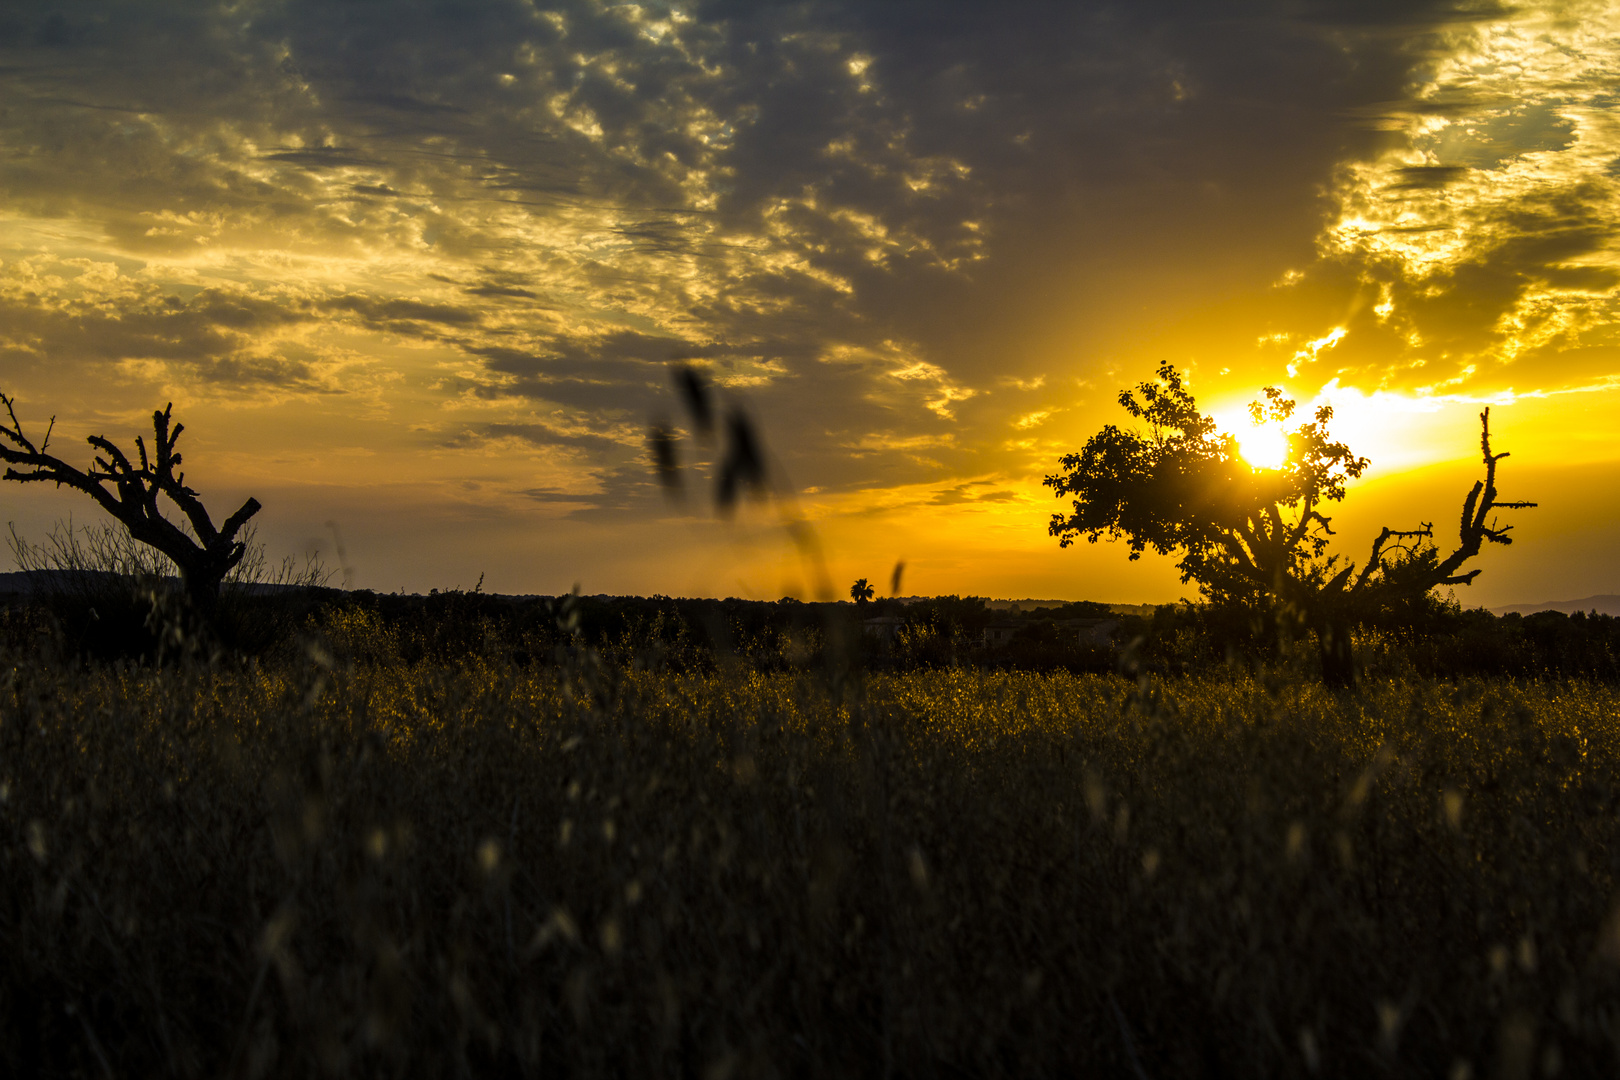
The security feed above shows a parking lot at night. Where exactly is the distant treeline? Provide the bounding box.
[0,572,1614,681]
[1116,600,1620,682]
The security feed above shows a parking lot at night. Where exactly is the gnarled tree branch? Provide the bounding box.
[1351,408,1535,599]
[0,393,261,616]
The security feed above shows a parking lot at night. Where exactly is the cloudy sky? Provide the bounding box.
[1,0,1617,604]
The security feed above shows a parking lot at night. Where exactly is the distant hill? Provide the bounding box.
[985,598,1070,611]
[0,570,129,595]
[985,599,1165,616]
[1491,595,1620,617]
[0,570,329,598]
[1102,603,1164,617]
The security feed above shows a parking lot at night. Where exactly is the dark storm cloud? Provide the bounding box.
[464,284,538,300]
[448,421,656,515]
[324,295,481,329]
[1389,165,1470,190]
[452,421,630,452]
[0,281,313,386]
[455,332,718,419]
[263,147,378,169]
[928,482,1018,506]
[0,0,1583,514]
[467,329,702,381]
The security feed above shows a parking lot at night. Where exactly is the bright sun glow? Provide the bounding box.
[1236,423,1288,470]
[1213,380,1472,478]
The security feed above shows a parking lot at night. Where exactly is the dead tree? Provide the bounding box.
[1312,407,1536,685]
[0,394,261,618]
[1332,407,1535,599]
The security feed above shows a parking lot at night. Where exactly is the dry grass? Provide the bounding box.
[4,634,1620,1077]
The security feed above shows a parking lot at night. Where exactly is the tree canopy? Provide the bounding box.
[1045,364,1371,613]
[1045,363,1534,683]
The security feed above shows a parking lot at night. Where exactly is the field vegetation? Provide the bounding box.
[0,219,1609,1078]
[3,587,1620,1078]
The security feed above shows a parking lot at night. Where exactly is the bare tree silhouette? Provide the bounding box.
[1341,408,1537,593]
[0,394,261,620]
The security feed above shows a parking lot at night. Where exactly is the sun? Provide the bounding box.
[1234,422,1288,470]
[1212,401,1292,470]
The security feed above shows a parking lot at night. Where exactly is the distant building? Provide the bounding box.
[1061,618,1120,647]
[981,622,1021,649]
[980,618,1120,650]
[862,616,904,642]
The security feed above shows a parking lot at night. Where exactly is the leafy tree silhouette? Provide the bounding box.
[1045,363,1534,686]
[850,578,875,605]
[0,394,262,621]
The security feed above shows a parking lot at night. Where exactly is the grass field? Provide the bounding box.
[4,623,1620,1077]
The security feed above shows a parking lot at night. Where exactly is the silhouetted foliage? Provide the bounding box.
[648,423,679,490]
[1046,369,1368,608]
[1046,364,1535,686]
[3,518,334,662]
[850,578,874,604]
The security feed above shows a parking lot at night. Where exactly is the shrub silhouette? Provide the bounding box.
[6,516,333,661]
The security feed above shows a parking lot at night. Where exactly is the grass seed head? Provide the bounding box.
[476,837,501,875]
[25,820,46,864]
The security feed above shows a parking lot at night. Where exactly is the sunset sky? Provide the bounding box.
[1,0,1617,604]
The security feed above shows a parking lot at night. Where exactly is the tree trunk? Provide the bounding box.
[176,556,226,626]
[185,574,219,619]
[1316,619,1356,690]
